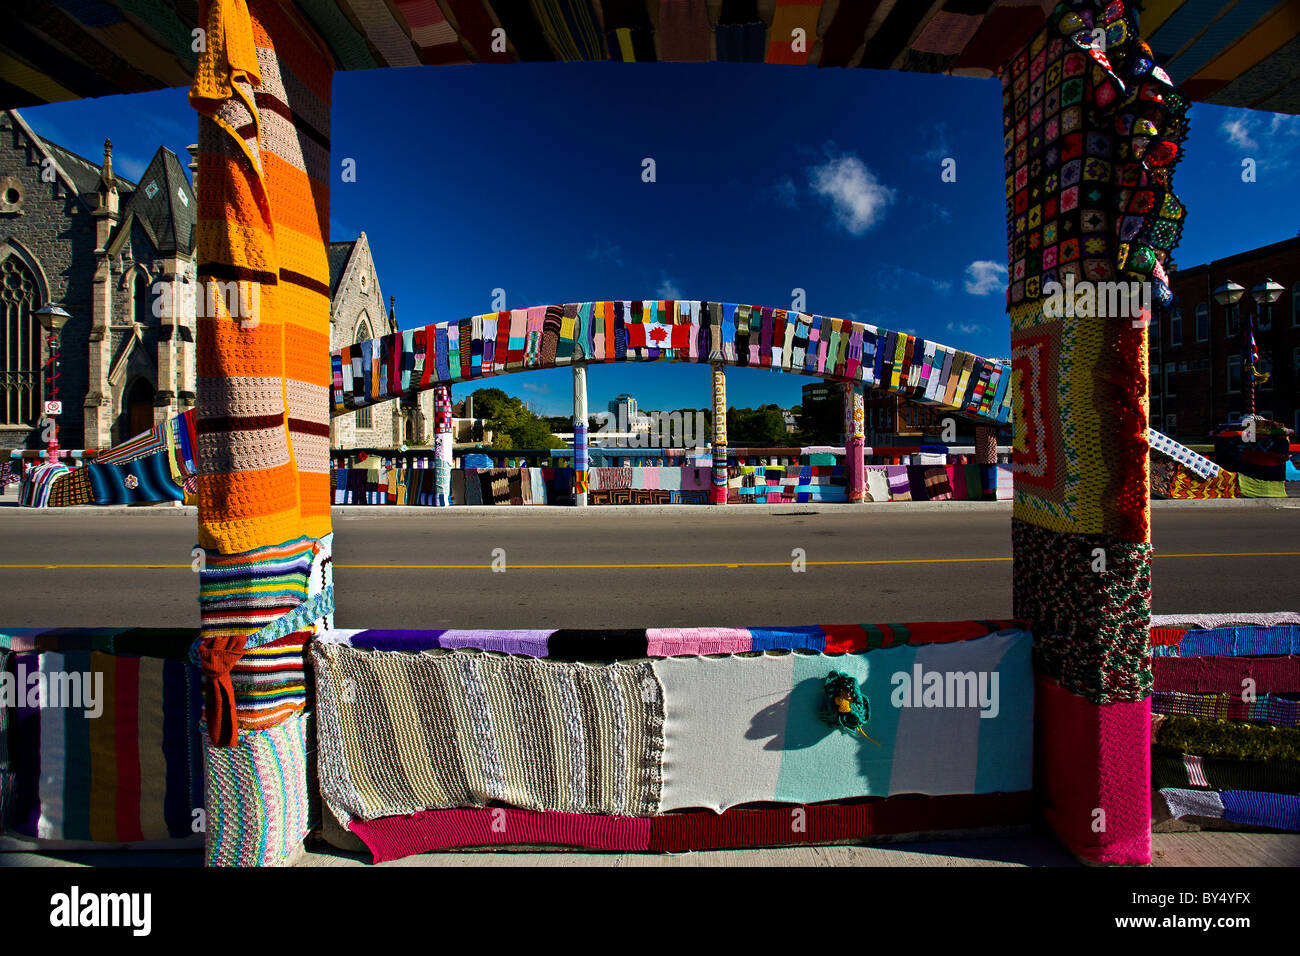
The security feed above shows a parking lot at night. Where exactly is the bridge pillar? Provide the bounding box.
[433,386,452,506]
[710,363,727,505]
[573,362,588,506]
[843,383,865,502]
[974,423,997,502]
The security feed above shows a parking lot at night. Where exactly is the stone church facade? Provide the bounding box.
[0,109,197,450]
[0,108,422,453]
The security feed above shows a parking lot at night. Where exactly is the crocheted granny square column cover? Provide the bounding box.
[1006,1,1189,865]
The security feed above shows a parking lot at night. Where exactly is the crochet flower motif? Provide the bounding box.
[124,474,138,489]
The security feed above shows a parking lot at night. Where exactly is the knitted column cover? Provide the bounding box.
[433,385,452,505]
[1004,0,1188,865]
[710,363,727,504]
[189,0,334,863]
[572,362,588,503]
[843,382,865,502]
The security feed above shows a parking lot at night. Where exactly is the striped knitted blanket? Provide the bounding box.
[0,630,203,843]
[312,643,665,822]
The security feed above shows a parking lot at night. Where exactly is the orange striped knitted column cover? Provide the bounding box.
[190,0,333,746]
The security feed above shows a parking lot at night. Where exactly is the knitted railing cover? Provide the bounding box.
[330,301,1015,426]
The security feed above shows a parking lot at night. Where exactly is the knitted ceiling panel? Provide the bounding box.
[332,301,1015,426]
[4,1,1298,113]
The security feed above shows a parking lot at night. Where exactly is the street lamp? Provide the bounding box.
[1213,278,1283,420]
[34,302,71,461]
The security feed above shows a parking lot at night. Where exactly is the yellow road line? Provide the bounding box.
[1,552,1297,570]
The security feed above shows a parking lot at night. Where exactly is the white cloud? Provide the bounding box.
[808,153,895,235]
[656,276,683,299]
[521,382,550,394]
[924,122,951,164]
[964,260,1008,296]
[1220,109,1300,160]
[946,321,983,335]
[1222,116,1257,150]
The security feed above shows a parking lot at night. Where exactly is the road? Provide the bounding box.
[1,503,1297,628]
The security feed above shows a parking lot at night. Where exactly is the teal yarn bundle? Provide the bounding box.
[822,672,879,745]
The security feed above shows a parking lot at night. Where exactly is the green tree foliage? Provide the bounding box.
[468,388,566,450]
[727,404,800,447]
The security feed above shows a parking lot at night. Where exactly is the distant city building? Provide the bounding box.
[608,393,650,432]
[1152,235,1298,441]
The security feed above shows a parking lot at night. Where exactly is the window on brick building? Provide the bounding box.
[0,255,39,426]
[1226,303,1240,337]
[1226,356,1241,393]
[1258,302,1272,331]
[1195,303,1208,341]
[1165,362,1176,397]
[1293,284,1299,327]
[1259,350,1272,390]
[1169,309,1181,346]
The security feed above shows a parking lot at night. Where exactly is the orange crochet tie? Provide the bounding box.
[200,635,248,746]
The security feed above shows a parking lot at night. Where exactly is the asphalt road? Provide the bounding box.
[1,503,1297,628]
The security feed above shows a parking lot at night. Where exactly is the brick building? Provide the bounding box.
[1152,235,1299,441]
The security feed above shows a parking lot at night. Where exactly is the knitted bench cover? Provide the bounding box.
[312,642,665,823]
[311,624,1031,829]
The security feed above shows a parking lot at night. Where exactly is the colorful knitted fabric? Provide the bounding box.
[1158,789,1300,832]
[340,792,1034,863]
[1013,519,1152,702]
[312,643,665,822]
[1149,428,1218,478]
[190,0,334,554]
[1169,465,1240,499]
[202,711,311,866]
[322,619,1021,659]
[1151,692,1300,728]
[197,536,315,744]
[1152,625,1300,658]
[18,462,69,508]
[46,467,94,507]
[331,303,1014,427]
[0,630,203,843]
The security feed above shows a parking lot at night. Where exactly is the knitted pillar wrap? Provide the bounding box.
[433,385,452,506]
[711,363,727,504]
[1004,0,1188,865]
[843,382,865,501]
[1036,674,1150,864]
[202,712,311,866]
[189,0,335,554]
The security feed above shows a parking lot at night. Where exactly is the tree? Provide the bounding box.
[468,387,566,450]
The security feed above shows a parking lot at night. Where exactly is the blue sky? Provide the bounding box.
[21,63,1300,416]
